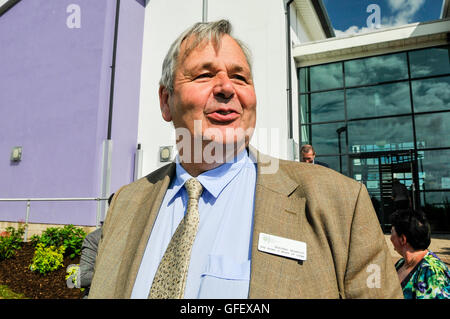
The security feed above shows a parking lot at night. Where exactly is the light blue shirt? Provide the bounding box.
[131,149,257,299]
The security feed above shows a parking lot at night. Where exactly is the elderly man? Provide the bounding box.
[89,20,402,299]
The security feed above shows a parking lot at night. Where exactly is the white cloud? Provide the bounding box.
[387,0,408,11]
[333,25,373,37]
[383,0,426,27]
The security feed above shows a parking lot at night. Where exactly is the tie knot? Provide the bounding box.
[185,178,203,201]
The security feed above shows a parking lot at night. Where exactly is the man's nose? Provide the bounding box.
[213,74,235,100]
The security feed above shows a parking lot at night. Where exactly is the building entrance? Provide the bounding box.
[349,150,419,232]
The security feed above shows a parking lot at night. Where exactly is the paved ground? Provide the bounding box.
[384,233,450,266]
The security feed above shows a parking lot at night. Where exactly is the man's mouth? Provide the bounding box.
[206,110,240,123]
[216,111,233,115]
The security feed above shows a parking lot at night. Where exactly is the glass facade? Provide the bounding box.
[299,45,450,232]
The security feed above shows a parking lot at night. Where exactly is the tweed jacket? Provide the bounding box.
[89,149,403,299]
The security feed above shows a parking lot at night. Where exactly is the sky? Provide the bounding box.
[322,0,445,37]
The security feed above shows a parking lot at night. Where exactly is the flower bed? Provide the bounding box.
[0,224,86,299]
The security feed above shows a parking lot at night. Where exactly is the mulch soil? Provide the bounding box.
[0,242,84,299]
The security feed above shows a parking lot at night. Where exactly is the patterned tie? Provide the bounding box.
[149,177,203,299]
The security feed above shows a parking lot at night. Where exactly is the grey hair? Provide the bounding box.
[159,19,253,94]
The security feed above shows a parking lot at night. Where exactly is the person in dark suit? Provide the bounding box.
[77,193,114,297]
[300,144,329,168]
[89,20,402,299]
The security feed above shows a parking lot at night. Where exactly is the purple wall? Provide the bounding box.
[109,0,145,198]
[0,0,146,226]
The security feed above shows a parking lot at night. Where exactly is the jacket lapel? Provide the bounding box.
[247,148,306,298]
[118,163,176,298]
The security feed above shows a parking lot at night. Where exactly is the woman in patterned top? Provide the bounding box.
[390,208,450,299]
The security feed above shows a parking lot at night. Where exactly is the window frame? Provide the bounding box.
[0,0,21,17]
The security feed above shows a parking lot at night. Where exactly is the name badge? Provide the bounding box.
[258,233,307,261]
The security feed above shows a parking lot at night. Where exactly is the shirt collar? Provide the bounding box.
[169,149,249,201]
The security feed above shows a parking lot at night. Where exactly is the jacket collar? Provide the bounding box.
[248,145,299,196]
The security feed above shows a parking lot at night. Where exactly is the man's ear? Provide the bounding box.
[159,86,172,122]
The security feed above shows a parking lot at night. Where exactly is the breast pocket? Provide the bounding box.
[197,255,251,299]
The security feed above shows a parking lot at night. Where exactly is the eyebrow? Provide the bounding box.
[228,64,246,74]
[198,62,214,71]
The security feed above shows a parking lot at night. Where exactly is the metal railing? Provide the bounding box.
[0,197,109,241]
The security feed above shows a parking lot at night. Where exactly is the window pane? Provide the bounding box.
[419,191,450,232]
[299,68,309,93]
[412,76,450,113]
[301,123,310,145]
[409,46,450,78]
[301,122,346,155]
[347,82,411,119]
[310,90,345,123]
[344,53,408,87]
[415,112,450,149]
[310,62,343,91]
[299,94,310,124]
[418,149,450,191]
[348,116,414,153]
[350,156,380,184]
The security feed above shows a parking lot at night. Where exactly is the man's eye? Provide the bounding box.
[195,73,213,79]
[232,74,247,82]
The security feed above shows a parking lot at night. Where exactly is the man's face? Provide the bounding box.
[301,150,315,163]
[160,34,257,153]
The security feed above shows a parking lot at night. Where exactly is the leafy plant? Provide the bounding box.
[36,227,61,248]
[0,230,10,237]
[0,225,25,261]
[59,225,86,259]
[29,243,65,275]
[0,285,26,299]
[29,234,40,247]
[31,224,86,259]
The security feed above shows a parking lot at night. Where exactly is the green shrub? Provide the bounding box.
[59,225,86,259]
[29,243,65,275]
[35,227,61,248]
[0,224,25,261]
[29,234,40,247]
[31,224,86,259]
[0,285,26,299]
